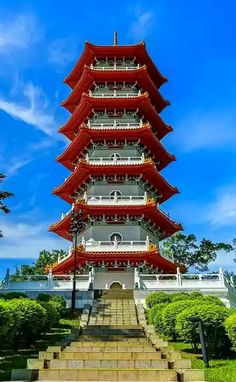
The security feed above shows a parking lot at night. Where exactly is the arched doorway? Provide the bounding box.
[110,232,123,243]
[110,281,123,289]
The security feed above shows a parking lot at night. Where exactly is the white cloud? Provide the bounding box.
[129,10,154,40]
[174,109,236,152]
[0,81,56,136]
[0,13,42,54]
[48,38,78,69]
[6,158,32,177]
[207,184,236,226]
[0,219,68,259]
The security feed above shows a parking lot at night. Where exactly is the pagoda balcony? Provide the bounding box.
[58,236,151,263]
[83,192,148,206]
[87,119,143,130]
[89,90,141,98]
[85,153,145,166]
[90,63,140,71]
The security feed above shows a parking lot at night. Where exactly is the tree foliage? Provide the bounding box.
[146,292,172,308]
[12,249,67,278]
[0,173,13,237]
[162,233,233,271]
[225,312,236,350]
[175,303,230,355]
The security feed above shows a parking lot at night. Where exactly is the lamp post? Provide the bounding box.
[188,317,209,368]
[70,209,81,311]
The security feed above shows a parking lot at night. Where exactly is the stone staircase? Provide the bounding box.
[14,294,205,381]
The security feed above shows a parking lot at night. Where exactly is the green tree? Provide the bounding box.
[0,173,13,237]
[12,249,67,278]
[162,233,232,271]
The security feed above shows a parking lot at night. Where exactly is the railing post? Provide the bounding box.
[81,236,85,248]
[48,269,53,289]
[146,235,149,249]
[219,267,225,286]
[144,191,147,204]
[84,192,87,203]
[141,153,145,162]
[176,267,182,286]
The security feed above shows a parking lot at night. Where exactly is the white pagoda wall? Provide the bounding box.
[93,270,134,289]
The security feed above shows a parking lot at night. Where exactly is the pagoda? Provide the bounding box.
[49,34,184,287]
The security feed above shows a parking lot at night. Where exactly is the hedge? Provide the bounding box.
[39,301,60,331]
[225,312,236,350]
[0,292,28,300]
[146,292,172,308]
[175,303,230,355]
[162,300,195,340]
[37,294,66,313]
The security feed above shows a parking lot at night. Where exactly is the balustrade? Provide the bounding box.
[86,154,145,165]
[87,119,142,130]
[84,192,148,205]
[89,90,141,98]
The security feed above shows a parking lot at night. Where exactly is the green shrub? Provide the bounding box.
[50,295,66,313]
[36,293,51,302]
[225,312,236,349]
[171,293,190,302]
[39,301,60,331]
[148,303,168,333]
[0,292,28,300]
[0,300,15,345]
[147,303,166,324]
[9,299,47,346]
[37,294,66,313]
[146,292,172,308]
[162,300,195,340]
[175,302,230,355]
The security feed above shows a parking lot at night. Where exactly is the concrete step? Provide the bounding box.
[47,359,169,369]
[38,368,178,381]
[69,341,154,347]
[58,351,163,360]
[64,346,157,352]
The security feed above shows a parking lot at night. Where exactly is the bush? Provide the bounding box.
[225,312,236,350]
[0,300,15,345]
[162,300,195,340]
[147,303,166,324]
[171,292,191,302]
[39,301,60,331]
[37,293,51,302]
[37,294,66,313]
[0,292,28,300]
[175,302,230,355]
[146,292,172,308]
[50,295,66,313]
[9,299,47,346]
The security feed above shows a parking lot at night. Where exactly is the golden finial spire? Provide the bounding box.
[113,31,118,46]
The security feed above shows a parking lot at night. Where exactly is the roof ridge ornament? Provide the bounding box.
[113,31,118,46]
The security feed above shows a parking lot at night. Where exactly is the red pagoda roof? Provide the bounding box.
[53,160,178,204]
[62,65,169,113]
[57,124,175,172]
[49,201,182,241]
[50,247,185,274]
[59,93,172,140]
[65,42,167,89]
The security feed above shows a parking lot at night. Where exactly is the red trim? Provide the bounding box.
[57,124,175,172]
[49,202,182,240]
[53,160,178,204]
[64,42,167,89]
[59,93,172,140]
[62,65,169,113]
[50,247,185,274]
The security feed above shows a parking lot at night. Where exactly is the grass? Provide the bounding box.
[0,310,81,381]
[172,341,236,382]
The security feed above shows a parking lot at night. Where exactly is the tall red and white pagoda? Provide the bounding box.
[49,36,184,288]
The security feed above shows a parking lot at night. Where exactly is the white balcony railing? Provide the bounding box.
[87,120,143,130]
[81,236,150,252]
[86,154,145,166]
[84,192,148,206]
[89,90,141,98]
[91,64,140,71]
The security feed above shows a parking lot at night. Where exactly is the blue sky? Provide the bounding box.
[0,0,236,278]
